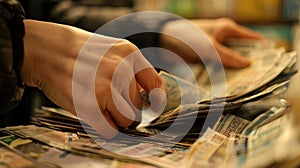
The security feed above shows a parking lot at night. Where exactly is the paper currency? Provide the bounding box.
[19,40,300,168]
[215,114,250,137]
[157,71,206,113]
[223,38,275,55]
[0,141,49,168]
[184,128,227,168]
[194,48,297,103]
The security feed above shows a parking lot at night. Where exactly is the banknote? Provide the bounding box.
[39,147,115,168]
[246,51,297,94]
[184,128,227,168]
[69,140,177,168]
[0,141,50,168]
[242,106,287,135]
[194,48,297,103]
[225,48,285,97]
[2,125,79,150]
[231,115,289,167]
[157,71,207,113]
[215,114,250,137]
[223,38,275,55]
[0,135,60,167]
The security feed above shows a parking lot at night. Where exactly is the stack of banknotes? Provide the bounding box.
[0,39,299,167]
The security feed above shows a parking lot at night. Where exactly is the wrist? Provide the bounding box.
[21,20,91,87]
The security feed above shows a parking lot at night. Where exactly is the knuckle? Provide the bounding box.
[95,80,111,96]
[219,17,235,24]
[218,17,237,28]
[154,75,164,88]
[115,39,139,57]
[118,119,134,128]
[98,57,118,78]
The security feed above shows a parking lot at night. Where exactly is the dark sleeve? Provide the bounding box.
[47,1,181,65]
[48,0,135,32]
[95,11,180,48]
[95,11,180,65]
[47,0,180,49]
[0,0,25,114]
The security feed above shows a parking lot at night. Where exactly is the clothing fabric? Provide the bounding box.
[47,0,180,65]
[0,0,25,114]
[31,0,178,50]
[38,0,135,32]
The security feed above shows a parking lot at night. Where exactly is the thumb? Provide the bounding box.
[134,55,166,113]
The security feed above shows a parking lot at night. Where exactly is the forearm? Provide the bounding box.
[21,20,94,112]
[158,18,264,68]
[159,19,210,63]
[21,20,91,87]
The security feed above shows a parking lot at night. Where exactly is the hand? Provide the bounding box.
[190,17,264,68]
[160,17,264,68]
[21,20,165,138]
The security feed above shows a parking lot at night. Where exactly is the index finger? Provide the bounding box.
[228,24,265,40]
[215,41,251,68]
[133,54,166,113]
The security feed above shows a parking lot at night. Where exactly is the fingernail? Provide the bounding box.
[149,88,167,113]
[238,56,251,67]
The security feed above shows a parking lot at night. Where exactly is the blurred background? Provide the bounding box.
[18,0,300,51]
[2,0,299,127]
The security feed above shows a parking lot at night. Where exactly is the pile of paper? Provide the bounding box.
[0,39,299,167]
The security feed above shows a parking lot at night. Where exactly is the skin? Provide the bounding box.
[21,20,165,138]
[20,18,263,138]
[160,17,264,68]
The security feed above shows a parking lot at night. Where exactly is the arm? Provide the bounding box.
[97,13,263,68]
[160,17,264,68]
[21,20,165,138]
[160,18,263,68]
